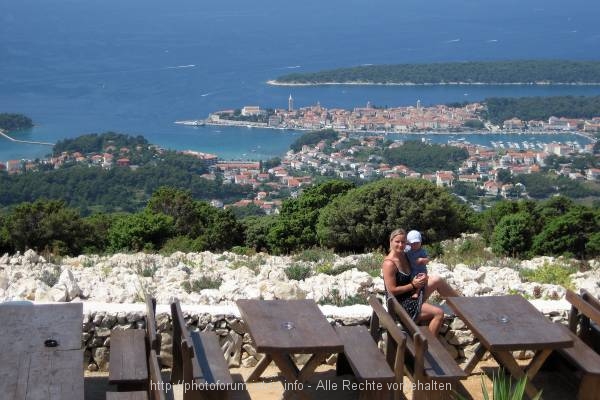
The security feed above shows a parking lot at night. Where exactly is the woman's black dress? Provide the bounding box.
[385,259,423,320]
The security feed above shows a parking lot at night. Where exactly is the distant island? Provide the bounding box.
[270,60,600,86]
[0,113,33,131]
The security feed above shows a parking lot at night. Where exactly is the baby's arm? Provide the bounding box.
[416,248,429,266]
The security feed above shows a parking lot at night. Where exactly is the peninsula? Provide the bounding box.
[270,60,600,86]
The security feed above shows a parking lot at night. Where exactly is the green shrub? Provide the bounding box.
[39,266,61,287]
[181,276,223,293]
[455,369,542,400]
[355,252,385,277]
[315,262,334,275]
[230,246,256,256]
[519,262,577,289]
[284,264,312,281]
[482,370,542,400]
[292,248,337,263]
[317,288,369,306]
[229,255,265,273]
[438,235,496,269]
[160,236,198,254]
[134,260,158,277]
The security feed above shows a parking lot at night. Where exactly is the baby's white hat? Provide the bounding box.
[407,230,422,244]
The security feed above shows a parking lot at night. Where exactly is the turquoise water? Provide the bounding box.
[1,0,599,161]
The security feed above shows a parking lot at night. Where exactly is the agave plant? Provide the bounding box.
[455,370,542,400]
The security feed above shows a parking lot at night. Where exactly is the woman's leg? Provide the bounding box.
[423,274,460,301]
[418,303,444,335]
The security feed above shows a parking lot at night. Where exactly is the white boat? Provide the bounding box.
[174,120,205,126]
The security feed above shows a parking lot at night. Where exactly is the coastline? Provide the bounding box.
[267,80,600,87]
[198,120,597,142]
[0,129,54,147]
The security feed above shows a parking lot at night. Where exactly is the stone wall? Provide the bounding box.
[82,301,570,372]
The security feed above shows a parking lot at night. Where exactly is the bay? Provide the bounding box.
[1,0,599,162]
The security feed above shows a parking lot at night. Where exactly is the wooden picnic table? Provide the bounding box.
[236,299,344,399]
[0,302,83,400]
[446,295,573,399]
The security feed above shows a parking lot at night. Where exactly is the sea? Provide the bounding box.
[1,0,600,162]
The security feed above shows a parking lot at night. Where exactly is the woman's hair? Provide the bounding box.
[389,228,406,243]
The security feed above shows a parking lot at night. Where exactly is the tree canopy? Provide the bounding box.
[383,141,469,173]
[316,178,473,252]
[484,95,600,125]
[481,197,600,259]
[53,132,150,155]
[267,180,354,253]
[0,113,33,131]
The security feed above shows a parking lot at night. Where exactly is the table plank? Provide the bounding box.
[237,299,343,353]
[0,303,83,351]
[0,351,30,400]
[0,302,84,400]
[33,303,83,350]
[108,329,148,384]
[26,349,84,400]
[446,295,572,351]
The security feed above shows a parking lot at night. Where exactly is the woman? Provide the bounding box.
[382,228,459,335]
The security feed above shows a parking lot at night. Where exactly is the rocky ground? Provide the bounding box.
[1,244,598,305]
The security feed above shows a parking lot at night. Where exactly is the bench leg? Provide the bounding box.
[578,374,600,400]
[246,354,272,382]
[463,343,487,374]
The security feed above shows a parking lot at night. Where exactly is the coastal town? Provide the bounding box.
[199,96,600,135]
[3,117,598,216]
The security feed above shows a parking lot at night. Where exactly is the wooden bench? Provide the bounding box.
[171,299,233,400]
[108,295,160,392]
[387,296,467,400]
[569,289,600,352]
[552,289,600,400]
[145,295,161,355]
[334,295,406,400]
[107,349,167,400]
[335,324,396,400]
[109,329,148,391]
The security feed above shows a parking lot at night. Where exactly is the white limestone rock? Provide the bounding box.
[571,270,600,297]
[0,270,8,290]
[49,284,68,302]
[33,281,52,301]
[452,265,485,283]
[256,264,286,281]
[58,268,81,300]
[195,289,223,305]
[14,278,38,300]
[23,249,40,265]
[258,280,306,300]
[0,253,9,264]
[222,266,257,283]
[520,256,556,270]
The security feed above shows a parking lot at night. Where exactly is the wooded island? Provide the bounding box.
[273,60,600,85]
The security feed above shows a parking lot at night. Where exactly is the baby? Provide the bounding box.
[405,230,429,299]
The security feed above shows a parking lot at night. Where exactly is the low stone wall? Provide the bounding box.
[82,300,571,372]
